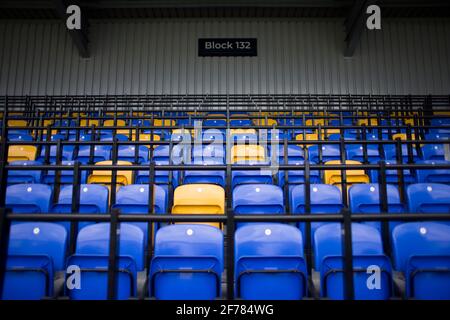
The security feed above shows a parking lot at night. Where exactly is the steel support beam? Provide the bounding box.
[344,0,377,57]
[54,0,90,58]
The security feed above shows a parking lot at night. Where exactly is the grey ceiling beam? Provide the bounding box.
[53,0,90,58]
[344,0,378,57]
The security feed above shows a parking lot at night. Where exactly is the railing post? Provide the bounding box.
[341,207,354,300]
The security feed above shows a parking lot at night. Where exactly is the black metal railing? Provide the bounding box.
[0,94,449,300]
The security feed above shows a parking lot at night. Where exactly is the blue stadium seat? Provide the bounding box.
[329,118,353,126]
[369,160,416,185]
[2,222,68,300]
[391,222,450,299]
[192,144,225,162]
[6,184,52,213]
[232,161,273,187]
[346,144,381,163]
[7,133,34,141]
[406,183,450,217]
[41,160,88,185]
[202,128,226,141]
[290,184,343,236]
[66,223,144,300]
[416,160,450,184]
[203,119,226,127]
[271,129,293,141]
[269,145,304,164]
[150,224,223,300]
[184,158,225,187]
[135,145,183,186]
[308,144,341,163]
[51,184,109,232]
[117,145,149,163]
[349,184,405,231]
[233,184,284,227]
[8,160,43,185]
[112,184,167,241]
[314,223,392,300]
[37,135,75,162]
[230,118,252,126]
[235,223,307,300]
[422,144,446,161]
[76,144,111,164]
[384,144,420,163]
[426,131,450,141]
[277,160,321,188]
[431,118,450,126]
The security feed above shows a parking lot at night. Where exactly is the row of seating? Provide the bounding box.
[7,158,450,191]
[2,109,449,301]
[6,139,450,164]
[5,182,450,234]
[3,221,450,300]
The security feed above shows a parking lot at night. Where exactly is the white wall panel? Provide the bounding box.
[0,18,449,95]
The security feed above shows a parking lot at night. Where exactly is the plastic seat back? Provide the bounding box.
[349,184,405,231]
[6,183,52,213]
[172,184,225,229]
[8,160,43,185]
[231,160,273,187]
[7,145,37,162]
[2,222,67,300]
[308,144,341,163]
[150,224,223,300]
[314,223,392,300]
[324,160,370,188]
[416,160,450,184]
[235,223,307,300]
[231,145,266,163]
[51,184,109,231]
[422,144,446,161]
[67,223,144,300]
[391,222,450,299]
[290,184,343,238]
[112,184,167,240]
[407,183,450,215]
[233,184,284,215]
[87,160,133,188]
[184,158,225,187]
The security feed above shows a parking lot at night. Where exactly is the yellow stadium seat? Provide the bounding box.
[306,119,325,126]
[80,119,99,127]
[7,145,37,162]
[132,133,161,141]
[103,119,127,127]
[154,119,176,127]
[357,118,378,126]
[172,128,194,136]
[7,120,28,127]
[72,112,88,118]
[132,133,161,148]
[87,160,133,190]
[321,128,340,137]
[43,119,54,127]
[403,118,415,126]
[254,118,277,126]
[231,145,266,163]
[172,184,225,229]
[324,160,369,189]
[295,133,319,148]
[106,112,125,117]
[392,133,417,141]
[434,111,450,116]
[230,129,257,135]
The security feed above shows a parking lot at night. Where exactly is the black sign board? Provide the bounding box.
[198,38,257,57]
